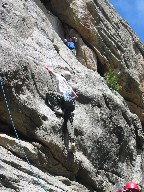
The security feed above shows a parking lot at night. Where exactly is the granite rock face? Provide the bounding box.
[0,0,144,191]
[48,0,144,124]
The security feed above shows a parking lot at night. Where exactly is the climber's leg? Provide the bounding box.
[63,101,76,152]
[46,92,64,115]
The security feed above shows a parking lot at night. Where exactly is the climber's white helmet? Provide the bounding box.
[61,71,72,81]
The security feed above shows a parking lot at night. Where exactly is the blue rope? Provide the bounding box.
[0,76,48,192]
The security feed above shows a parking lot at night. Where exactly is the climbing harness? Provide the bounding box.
[63,92,75,102]
[0,76,48,192]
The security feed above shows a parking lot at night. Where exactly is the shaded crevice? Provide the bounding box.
[29,65,46,100]
[39,0,52,10]
[24,112,42,127]
[76,93,92,105]
[102,94,111,110]
[125,98,144,112]
[121,111,132,127]
[0,173,19,191]
[82,38,108,76]
[0,121,14,135]
[0,120,39,144]
[53,44,60,53]
[97,57,107,77]
[76,166,104,192]
[2,159,33,176]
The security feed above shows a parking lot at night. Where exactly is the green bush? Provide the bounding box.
[104,70,122,92]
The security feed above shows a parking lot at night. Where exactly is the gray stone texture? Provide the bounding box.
[48,0,144,124]
[0,0,144,191]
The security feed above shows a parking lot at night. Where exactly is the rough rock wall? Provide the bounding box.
[47,0,144,125]
[0,0,144,191]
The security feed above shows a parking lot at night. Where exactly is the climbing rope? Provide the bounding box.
[0,76,48,192]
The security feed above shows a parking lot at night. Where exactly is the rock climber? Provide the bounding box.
[64,36,78,55]
[117,182,140,192]
[45,66,78,151]
[123,182,140,192]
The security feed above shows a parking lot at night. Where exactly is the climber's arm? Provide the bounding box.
[45,67,56,77]
[72,90,78,99]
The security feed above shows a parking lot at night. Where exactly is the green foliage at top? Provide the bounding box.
[104,70,122,92]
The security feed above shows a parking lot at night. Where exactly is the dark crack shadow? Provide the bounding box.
[0,173,19,191]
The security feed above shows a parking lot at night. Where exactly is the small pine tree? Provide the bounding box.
[104,70,122,92]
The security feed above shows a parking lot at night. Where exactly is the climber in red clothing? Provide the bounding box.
[124,182,140,192]
[117,181,140,192]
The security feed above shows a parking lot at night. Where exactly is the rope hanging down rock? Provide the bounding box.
[0,76,48,192]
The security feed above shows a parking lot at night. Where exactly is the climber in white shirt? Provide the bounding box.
[45,66,78,152]
[46,67,77,100]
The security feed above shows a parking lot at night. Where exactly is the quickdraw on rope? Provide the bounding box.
[0,76,48,192]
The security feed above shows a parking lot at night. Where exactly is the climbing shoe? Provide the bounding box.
[69,142,76,153]
[54,108,64,115]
